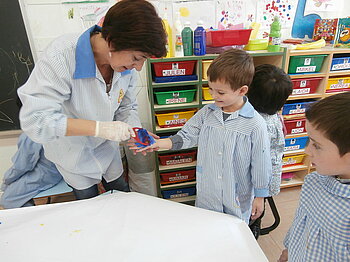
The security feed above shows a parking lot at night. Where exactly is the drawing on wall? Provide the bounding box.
[0,49,33,126]
[215,0,246,29]
[172,1,216,29]
[305,0,339,12]
[292,0,321,38]
[78,4,111,29]
[256,0,296,30]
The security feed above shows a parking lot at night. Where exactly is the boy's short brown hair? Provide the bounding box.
[102,0,167,58]
[306,92,350,156]
[207,49,255,90]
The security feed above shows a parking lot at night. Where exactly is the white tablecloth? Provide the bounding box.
[0,192,268,262]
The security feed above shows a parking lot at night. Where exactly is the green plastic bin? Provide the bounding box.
[288,55,327,74]
[154,89,196,105]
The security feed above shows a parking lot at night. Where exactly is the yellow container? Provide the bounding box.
[244,39,268,51]
[156,110,196,127]
[202,60,213,80]
[326,77,350,92]
[202,87,213,100]
[282,154,305,167]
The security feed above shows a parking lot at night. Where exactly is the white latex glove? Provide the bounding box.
[94,121,135,142]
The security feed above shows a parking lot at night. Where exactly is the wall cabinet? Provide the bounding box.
[281,47,350,188]
[146,50,286,203]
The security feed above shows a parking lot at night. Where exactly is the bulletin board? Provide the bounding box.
[0,0,34,131]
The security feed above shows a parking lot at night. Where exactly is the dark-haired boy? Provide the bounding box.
[279,92,350,262]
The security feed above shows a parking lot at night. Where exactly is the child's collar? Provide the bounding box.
[208,96,255,118]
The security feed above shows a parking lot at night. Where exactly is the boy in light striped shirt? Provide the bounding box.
[278,92,350,262]
[133,49,272,224]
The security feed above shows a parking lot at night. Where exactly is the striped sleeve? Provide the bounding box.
[250,121,271,197]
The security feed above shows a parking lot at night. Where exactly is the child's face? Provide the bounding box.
[208,80,247,112]
[305,120,350,179]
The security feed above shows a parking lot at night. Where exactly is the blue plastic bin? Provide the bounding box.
[330,56,350,71]
[284,136,309,152]
[282,101,314,116]
[162,187,196,199]
[154,74,198,83]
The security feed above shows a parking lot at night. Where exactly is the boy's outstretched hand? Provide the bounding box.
[127,131,160,156]
[278,249,288,262]
[251,197,264,220]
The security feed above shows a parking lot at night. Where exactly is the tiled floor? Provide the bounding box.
[257,187,301,262]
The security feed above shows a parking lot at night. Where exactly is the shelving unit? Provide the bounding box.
[281,47,350,188]
[146,49,287,203]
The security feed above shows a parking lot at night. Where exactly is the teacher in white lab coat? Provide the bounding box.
[17,0,167,199]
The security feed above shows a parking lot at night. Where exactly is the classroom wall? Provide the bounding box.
[0,0,349,195]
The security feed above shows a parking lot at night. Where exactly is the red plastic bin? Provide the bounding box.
[160,169,196,185]
[152,61,196,77]
[206,29,252,47]
[284,119,307,135]
[158,151,197,166]
[291,77,322,96]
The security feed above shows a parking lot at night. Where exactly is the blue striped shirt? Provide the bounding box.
[175,99,271,223]
[17,26,141,189]
[260,113,285,196]
[284,172,350,261]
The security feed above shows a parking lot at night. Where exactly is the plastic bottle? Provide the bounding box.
[162,12,174,57]
[267,16,281,52]
[182,21,193,56]
[194,20,206,56]
[174,12,184,57]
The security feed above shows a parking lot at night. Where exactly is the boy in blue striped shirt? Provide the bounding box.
[133,49,272,224]
[278,92,350,262]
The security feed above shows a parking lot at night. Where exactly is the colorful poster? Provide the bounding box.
[334,17,350,48]
[312,18,338,43]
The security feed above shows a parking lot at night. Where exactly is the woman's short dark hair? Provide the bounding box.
[306,92,350,156]
[248,64,293,115]
[102,0,167,57]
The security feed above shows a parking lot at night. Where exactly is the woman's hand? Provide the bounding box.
[251,197,264,220]
[94,121,135,141]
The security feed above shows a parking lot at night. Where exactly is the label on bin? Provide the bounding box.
[284,145,301,151]
[162,69,186,76]
[169,175,189,182]
[330,82,350,89]
[332,61,350,70]
[300,80,307,87]
[292,88,310,95]
[170,193,189,199]
[165,118,187,125]
[288,108,306,114]
[304,58,311,65]
[166,158,193,165]
[166,98,187,104]
[291,127,305,134]
[296,66,316,73]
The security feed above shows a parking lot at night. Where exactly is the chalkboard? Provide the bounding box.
[0,0,34,131]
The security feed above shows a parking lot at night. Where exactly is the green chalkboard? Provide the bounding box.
[0,0,34,131]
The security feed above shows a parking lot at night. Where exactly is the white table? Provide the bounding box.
[0,192,268,262]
